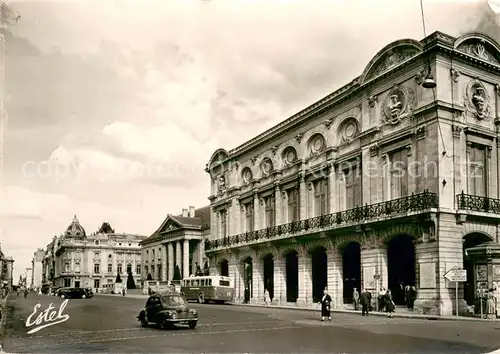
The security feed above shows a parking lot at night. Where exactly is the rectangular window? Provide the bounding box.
[245,203,254,232]
[107,264,112,273]
[265,196,275,228]
[390,149,409,199]
[345,167,362,209]
[314,179,328,216]
[75,262,81,273]
[65,262,70,272]
[94,263,100,274]
[219,280,230,286]
[136,264,141,275]
[117,264,123,274]
[287,188,299,222]
[220,209,227,238]
[127,264,132,274]
[468,144,487,197]
[94,279,100,289]
[64,278,71,287]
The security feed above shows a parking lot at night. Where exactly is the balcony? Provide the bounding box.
[457,192,500,214]
[205,190,438,252]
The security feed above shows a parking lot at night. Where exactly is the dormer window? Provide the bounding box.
[119,243,122,246]
[95,240,99,245]
[108,254,112,259]
[128,243,131,246]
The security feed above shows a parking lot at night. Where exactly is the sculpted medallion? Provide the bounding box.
[464,80,491,120]
[380,86,414,126]
[340,119,359,145]
[242,167,253,183]
[261,158,274,175]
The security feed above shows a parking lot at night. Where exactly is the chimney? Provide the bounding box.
[182,208,188,217]
[189,206,195,218]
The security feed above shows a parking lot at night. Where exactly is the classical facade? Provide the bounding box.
[204,31,500,316]
[42,216,147,291]
[140,206,210,282]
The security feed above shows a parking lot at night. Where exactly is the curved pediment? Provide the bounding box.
[454,32,500,65]
[360,39,423,84]
[207,148,229,170]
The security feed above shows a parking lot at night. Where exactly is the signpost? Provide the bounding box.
[444,268,467,317]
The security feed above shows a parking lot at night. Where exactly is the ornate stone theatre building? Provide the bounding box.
[204,31,500,316]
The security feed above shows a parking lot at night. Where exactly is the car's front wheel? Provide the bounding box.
[188,321,197,329]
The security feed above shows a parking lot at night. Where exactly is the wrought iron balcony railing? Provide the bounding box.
[456,192,500,214]
[205,190,438,251]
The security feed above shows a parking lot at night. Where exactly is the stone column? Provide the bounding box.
[167,243,174,281]
[175,241,182,275]
[297,247,312,306]
[299,173,307,220]
[272,252,285,304]
[161,245,167,281]
[377,244,388,291]
[274,183,282,226]
[229,254,243,303]
[253,192,260,230]
[251,257,263,303]
[281,190,288,224]
[183,239,190,278]
[326,247,343,308]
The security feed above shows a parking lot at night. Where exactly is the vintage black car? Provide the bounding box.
[137,293,198,329]
[58,287,90,299]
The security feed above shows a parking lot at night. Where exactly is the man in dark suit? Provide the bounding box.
[360,288,371,316]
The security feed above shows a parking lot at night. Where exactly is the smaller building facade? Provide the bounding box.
[140,206,210,283]
[0,245,14,289]
[42,215,147,292]
[31,249,44,288]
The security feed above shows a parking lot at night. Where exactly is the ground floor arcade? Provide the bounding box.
[207,213,500,316]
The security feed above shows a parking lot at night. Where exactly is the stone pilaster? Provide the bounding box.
[326,247,343,308]
[229,254,243,303]
[161,245,167,281]
[274,183,282,226]
[328,163,337,213]
[299,173,307,220]
[272,252,286,304]
[253,193,260,230]
[360,245,379,293]
[167,242,174,281]
[183,239,190,278]
[233,198,240,235]
[297,247,312,306]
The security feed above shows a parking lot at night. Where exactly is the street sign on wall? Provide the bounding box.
[444,269,467,282]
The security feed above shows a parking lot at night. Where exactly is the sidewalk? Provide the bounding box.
[97,294,499,322]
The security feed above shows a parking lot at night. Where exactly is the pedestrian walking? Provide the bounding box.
[487,288,497,319]
[319,289,332,321]
[264,289,270,305]
[353,288,360,311]
[24,288,28,298]
[378,287,386,312]
[385,289,395,318]
[408,285,417,311]
[360,289,371,316]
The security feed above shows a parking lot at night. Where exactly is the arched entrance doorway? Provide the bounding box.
[387,234,416,305]
[311,247,327,303]
[243,257,253,303]
[463,232,492,305]
[263,254,274,300]
[285,250,299,302]
[220,259,229,277]
[342,242,361,303]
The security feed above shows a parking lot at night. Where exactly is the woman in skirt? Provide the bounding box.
[320,289,332,321]
[385,289,395,318]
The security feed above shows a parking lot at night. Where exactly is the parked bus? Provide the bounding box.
[143,280,176,295]
[180,275,234,304]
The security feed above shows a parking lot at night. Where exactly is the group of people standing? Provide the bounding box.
[353,287,397,318]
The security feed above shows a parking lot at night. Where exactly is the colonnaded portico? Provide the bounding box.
[208,222,434,310]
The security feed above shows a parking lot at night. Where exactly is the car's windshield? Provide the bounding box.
[161,295,186,306]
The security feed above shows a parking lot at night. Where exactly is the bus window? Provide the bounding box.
[219,280,230,286]
[187,280,192,286]
[200,279,205,286]
[208,279,212,286]
[193,280,199,286]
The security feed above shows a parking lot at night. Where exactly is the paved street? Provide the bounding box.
[2,294,500,353]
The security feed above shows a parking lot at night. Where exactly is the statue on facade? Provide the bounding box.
[381,86,414,126]
[218,175,226,195]
[472,87,486,118]
[464,80,491,120]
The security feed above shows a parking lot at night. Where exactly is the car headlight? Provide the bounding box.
[165,311,175,317]
[189,309,197,315]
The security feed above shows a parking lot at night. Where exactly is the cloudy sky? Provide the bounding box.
[0,0,498,281]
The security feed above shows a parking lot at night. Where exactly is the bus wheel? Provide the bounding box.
[198,294,204,304]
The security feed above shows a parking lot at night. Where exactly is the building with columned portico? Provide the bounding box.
[204,30,500,316]
[140,206,210,283]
